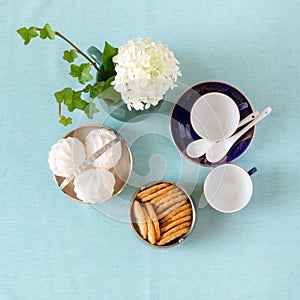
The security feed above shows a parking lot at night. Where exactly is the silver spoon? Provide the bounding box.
[206,107,272,163]
[186,111,259,158]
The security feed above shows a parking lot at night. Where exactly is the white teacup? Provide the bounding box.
[190,92,240,142]
[203,164,257,213]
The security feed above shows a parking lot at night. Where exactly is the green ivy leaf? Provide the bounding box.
[84,102,99,119]
[63,49,78,63]
[54,88,88,112]
[79,64,93,84]
[54,87,73,104]
[89,82,105,98]
[39,23,55,40]
[104,98,122,107]
[82,84,92,93]
[69,64,80,76]
[102,41,118,79]
[70,63,93,84]
[71,91,88,111]
[97,76,121,101]
[99,88,122,101]
[101,76,115,90]
[59,115,72,126]
[16,26,38,45]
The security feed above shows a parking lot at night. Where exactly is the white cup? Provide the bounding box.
[190,92,240,142]
[203,164,257,213]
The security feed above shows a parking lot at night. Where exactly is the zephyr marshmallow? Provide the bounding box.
[85,128,122,169]
[48,137,86,177]
[74,168,115,203]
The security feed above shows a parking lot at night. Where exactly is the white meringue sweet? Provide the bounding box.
[85,128,122,169]
[74,168,115,203]
[48,137,86,177]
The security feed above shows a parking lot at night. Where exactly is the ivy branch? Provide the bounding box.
[17,23,121,126]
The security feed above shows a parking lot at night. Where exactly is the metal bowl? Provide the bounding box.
[53,124,132,204]
[129,181,196,248]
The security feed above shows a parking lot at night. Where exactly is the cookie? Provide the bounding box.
[150,188,181,204]
[140,185,177,202]
[161,207,192,227]
[143,207,156,245]
[156,227,190,246]
[136,183,170,200]
[151,190,183,206]
[157,199,188,220]
[132,201,147,240]
[159,221,191,238]
[160,203,191,225]
[160,215,192,234]
[145,202,160,241]
[155,194,188,215]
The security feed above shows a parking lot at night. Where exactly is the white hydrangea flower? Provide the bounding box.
[112,38,181,111]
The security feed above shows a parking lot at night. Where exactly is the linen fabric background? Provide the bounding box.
[0,0,299,299]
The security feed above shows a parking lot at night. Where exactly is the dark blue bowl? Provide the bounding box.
[170,81,256,167]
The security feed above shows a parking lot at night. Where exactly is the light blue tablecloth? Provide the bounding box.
[1,1,299,299]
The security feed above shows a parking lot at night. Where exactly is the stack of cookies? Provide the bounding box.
[131,182,193,246]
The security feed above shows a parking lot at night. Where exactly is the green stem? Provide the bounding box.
[58,103,61,117]
[35,27,105,81]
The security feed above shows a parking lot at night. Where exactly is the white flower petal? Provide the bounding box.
[112,38,181,111]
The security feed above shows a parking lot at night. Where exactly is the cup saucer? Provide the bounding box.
[170,81,256,167]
